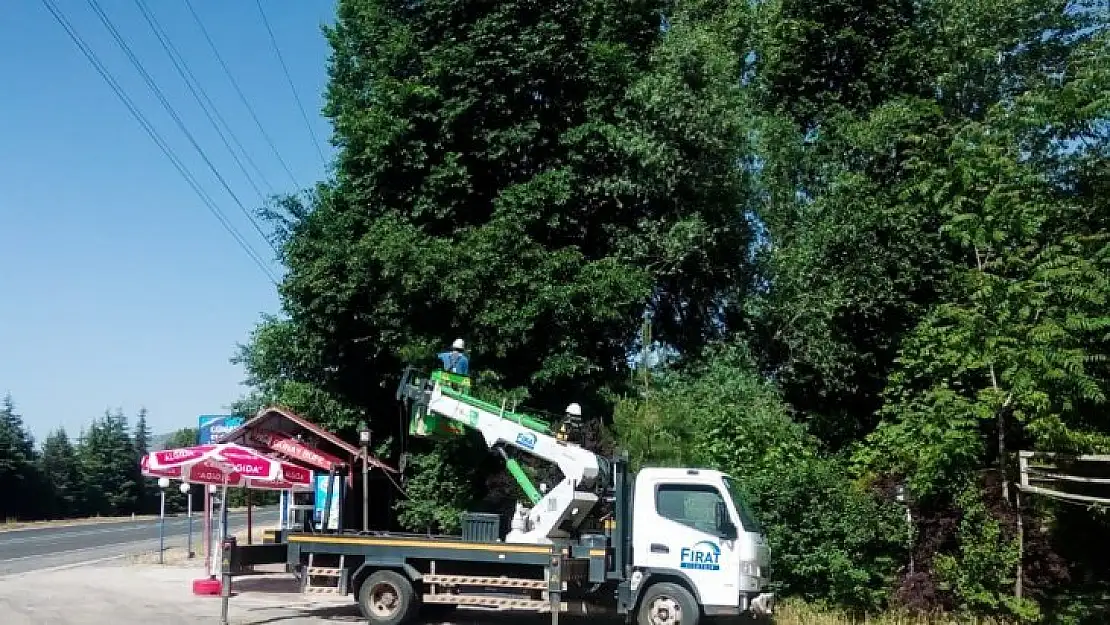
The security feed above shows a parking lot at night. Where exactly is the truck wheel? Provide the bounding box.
[637,582,700,625]
[358,570,416,625]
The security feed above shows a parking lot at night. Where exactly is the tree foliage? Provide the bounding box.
[221,0,1110,621]
[0,400,193,521]
[0,395,39,521]
[38,428,83,519]
[613,344,907,611]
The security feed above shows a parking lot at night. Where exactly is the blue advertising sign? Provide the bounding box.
[313,474,342,530]
[197,415,245,445]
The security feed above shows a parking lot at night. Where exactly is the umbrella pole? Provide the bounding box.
[203,488,212,577]
[246,489,252,545]
[221,483,230,541]
[219,481,231,625]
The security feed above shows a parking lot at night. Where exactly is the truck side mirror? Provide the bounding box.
[716,501,738,540]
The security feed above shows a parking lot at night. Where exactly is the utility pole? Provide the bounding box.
[358,421,371,532]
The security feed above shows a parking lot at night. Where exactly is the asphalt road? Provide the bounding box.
[0,506,280,577]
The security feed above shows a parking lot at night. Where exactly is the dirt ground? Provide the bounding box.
[0,545,601,625]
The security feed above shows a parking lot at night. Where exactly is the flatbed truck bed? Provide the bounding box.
[287,528,615,623]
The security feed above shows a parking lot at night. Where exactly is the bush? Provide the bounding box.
[612,342,907,611]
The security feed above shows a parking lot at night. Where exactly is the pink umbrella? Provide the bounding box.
[146,442,310,484]
[140,456,313,491]
[140,443,315,581]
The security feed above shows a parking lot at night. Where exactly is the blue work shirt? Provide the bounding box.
[438,350,470,375]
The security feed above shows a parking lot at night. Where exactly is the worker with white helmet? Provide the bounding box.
[437,338,470,375]
[558,402,583,442]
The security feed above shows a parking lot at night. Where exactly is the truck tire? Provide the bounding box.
[358,570,417,625]
[637,581,700,625]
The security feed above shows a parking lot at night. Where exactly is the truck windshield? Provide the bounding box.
[722,476,763,534]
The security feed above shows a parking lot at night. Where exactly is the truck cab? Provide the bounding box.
[630,468,774,621]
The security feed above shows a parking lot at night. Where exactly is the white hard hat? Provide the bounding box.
[566,403,582,417]
[451,338,465,350]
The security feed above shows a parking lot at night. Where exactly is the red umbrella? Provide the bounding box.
[140,443,314,580]
[140,456,312,491]
[145,442,310,485]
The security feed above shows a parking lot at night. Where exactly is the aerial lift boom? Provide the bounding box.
[396,367,609,545]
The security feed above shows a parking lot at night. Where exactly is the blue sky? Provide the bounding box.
[0,0,336,441]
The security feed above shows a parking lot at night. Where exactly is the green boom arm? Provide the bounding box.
[400,368,549,504]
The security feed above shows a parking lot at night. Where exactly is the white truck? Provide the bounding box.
[282,367,775,625]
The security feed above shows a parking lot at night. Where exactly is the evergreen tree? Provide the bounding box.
[132,408,153,513]
[78,410,140,516]
[39,428,84,518]
[133,408,151,458]
[0,394,39,520]
[160,427,199,514]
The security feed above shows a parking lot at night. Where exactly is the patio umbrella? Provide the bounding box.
[140,443,314,580]
[140,455,313,491]
[145,442,311,483]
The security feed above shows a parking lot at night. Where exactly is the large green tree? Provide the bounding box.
[744,0,1108,616]
[240,0,759,528]
[246,0,756,416]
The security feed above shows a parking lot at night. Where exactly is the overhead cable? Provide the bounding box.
[133,0,277,200]
[40,0,278,284]
[183,0,302,189]
[84,0,280,257]
[254,0,329,167]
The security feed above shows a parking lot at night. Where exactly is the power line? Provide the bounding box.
[254,0,329,167]
[38,0,277,284]
[131,0,276,201]
[183,0,302,190]
[84,0,280,257]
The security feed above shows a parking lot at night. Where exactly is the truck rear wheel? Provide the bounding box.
[358,570,416,625]
[637,582,700,625]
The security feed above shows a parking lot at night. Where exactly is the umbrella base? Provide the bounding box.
[192,577,222,595]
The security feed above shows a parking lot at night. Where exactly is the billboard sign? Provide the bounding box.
[313,474,342,530]
[197,415,245,445]
[247,428,345,471]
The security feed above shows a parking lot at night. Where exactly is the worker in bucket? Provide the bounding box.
[557,402,583,442]
[438,338,470,375]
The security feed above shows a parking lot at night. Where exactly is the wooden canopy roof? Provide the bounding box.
[221,406,397,478]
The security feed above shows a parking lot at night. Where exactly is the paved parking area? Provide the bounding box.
[0,557,603,625]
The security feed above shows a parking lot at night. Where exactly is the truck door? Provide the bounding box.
[635,481,741,609]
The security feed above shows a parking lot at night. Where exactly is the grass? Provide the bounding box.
[775,600,1014,625]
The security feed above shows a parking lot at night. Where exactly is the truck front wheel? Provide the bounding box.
[358,570,417,625]
[637,582,700,625]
